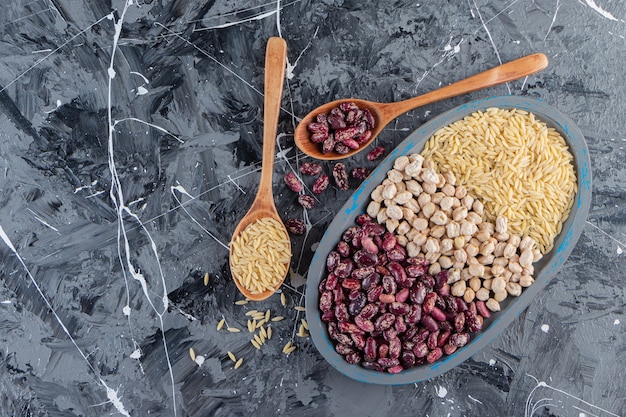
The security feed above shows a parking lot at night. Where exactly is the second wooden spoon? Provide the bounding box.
[294,53,549,160]
[229,37,290,301]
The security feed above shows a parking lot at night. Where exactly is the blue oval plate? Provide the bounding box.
[305,96,592,385]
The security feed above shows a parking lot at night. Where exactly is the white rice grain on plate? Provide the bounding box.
[421,107,577,253]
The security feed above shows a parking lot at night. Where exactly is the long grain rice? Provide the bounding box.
[421,107,577,253]
[230,217,292,294]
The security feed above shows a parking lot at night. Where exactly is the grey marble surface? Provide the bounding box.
[0,1,624,416]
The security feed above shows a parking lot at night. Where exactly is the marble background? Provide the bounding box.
[0,0,624,416]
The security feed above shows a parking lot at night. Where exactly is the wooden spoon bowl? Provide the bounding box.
[294,53,549,160]
[229,37,290,301]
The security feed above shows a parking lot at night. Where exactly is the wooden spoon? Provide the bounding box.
[294,53,549,160]
[229,37,290,301]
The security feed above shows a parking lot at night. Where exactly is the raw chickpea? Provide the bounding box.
[382,183,397,200]
[446,221,461,238]
[465,243,479,258]
[491,264,505,277]
[466,211,483,224]
[478,254,495,265]
[494,231,510,242]
[406,241,420,257]
[430,225,446,239]
[453,236,465,250]
[452,206,468,222]
[519,248,534,268]
[431,192,445,205]
[447,268,461,284]
[367,201,381,218]
[506,282,522,296]
[460,220,477,236]
[482,278,492,291]
[417,192,431,209]
[472,199,484,215]
[424,251,440,263]
[412,217,429,231]
[396,220,411,235]
[463,287,476,303]
[396,235,408,246]
[401,207,416,222]
[508,261,523,274]
[475,230,491,243]
[462,195,474,210]
[441,183,456,196]
[413,233,428,246]
[376,208,388,223]
[439,255,454,269]
[443,171,456,186]
[405,180,423,196]
[393,155,410,171]
[440,238,454,253]
[430,210,448,225]
[386,218,399,233]
[455,185,467,199]
[491,276,507,293]
[423,181,437,195]
[486,298,501,312]
[519,274,534,287]
[393,191,413,205]
[468,263,485,277]
[371,185,384,202]
[428,262,441,276]
[503,243,517,258]
[454,249,467,264]
[424,237,440,254]
[478,222,495,234]
[475,287,490,301]
[386,205,403,220]
[468,277,482,292]
[421,167,439,184]
[493,291,508,303]
[451,280,467,297]
[404,198,420,213]
[422,202,436,218]
[387,169,404,183]
[507,234,521,247]
[495,216,508,233]
[439,196,456,211]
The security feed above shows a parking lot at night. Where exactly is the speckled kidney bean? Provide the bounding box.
[298,194,315,209]
[351,167,371,180]
[320,216,490,374]
[307,102,376,155]
[332,162,350,191]
[299,162,322,176]
[312,174,330,194]
[367,145,386,161]
[283,172,303,192]
[285,218,306,235]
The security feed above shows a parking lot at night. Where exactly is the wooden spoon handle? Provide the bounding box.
[380,53,549,121]
[256,37,288,202]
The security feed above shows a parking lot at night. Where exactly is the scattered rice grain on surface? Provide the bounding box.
[189,348,196,361]
[251,339,261,349]
[281,293,287,306]
[216,318,226,331]
[234,358,243,369]
[227,351,236,362]
[227,327,241,333]
[203,273,210,286]
[421,107,577,253]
